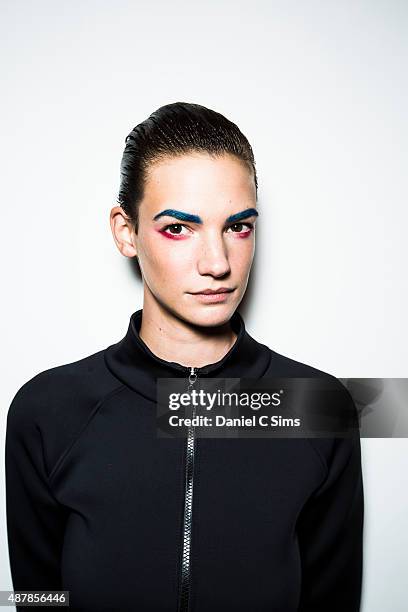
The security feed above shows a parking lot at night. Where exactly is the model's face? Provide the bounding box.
[113,152,258,327]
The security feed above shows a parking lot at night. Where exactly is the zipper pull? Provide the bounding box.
[188,366,198,388]
[187,367,198,418]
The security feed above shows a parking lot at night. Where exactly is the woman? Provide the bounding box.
[5,102,364,611]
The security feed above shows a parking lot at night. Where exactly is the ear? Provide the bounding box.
[110,206,138,258]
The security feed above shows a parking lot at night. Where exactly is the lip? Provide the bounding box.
[191,287,235,295]
[189,288,236,303]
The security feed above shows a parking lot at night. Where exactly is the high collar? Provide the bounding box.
[104,308,272,401]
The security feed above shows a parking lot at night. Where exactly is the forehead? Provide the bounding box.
[142,152,256,210]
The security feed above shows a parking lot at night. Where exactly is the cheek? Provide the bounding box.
[139,232,193,280]
[229,236,255,267]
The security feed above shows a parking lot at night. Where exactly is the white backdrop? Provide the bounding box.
[1,1,407,610]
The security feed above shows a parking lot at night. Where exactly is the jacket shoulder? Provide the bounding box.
[265,347,334,379]
[264,347,361,470]
[8,348,122,413]
[265,347,356,405]
[6,348,125,477]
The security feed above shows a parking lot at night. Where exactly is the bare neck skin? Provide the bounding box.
[139,292,238,369]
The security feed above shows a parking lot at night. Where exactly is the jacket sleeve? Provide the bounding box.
[5,379,69,602]
[296,432,364,611]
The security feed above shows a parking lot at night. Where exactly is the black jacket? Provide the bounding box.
[5,308,364,611]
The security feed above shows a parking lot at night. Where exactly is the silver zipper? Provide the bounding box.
[178,366,198,612]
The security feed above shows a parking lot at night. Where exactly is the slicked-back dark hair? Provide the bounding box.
[117,101,258,232]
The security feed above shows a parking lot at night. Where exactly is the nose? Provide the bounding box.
[196,229,231,278]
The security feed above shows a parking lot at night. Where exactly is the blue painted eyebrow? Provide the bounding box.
[226,208,259,223]
[153,207,259,224]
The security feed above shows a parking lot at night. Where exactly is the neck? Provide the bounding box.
[138,297,238,369]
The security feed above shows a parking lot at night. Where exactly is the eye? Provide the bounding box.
[226,222,254,234]
[161,223,190,236]
[160,221,255,237]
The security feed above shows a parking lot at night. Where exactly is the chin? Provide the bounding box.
[183,304,236,328]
